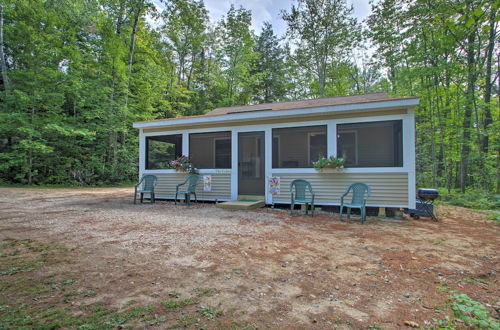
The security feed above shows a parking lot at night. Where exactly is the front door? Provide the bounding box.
[238,131,265,196]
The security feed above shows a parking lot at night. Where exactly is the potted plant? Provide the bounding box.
[313,155,345,171]
[169,155,199,174]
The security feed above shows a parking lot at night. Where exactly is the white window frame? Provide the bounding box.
[335,120,402,172]
[145,133,183,170]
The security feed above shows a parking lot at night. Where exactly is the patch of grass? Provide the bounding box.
[227,321,258,330]
[173,314,199,328]
[482,210,500,224]
[83,289,96,297]
[146,314,166,326]
[1,267,21,275]
[431,316,456,329]
[194,287,217,297]
[0,303,132,329]
[0,238,172,329]
[162,298,197,311]
[460,277,490,285]
[62,279,76,286]
[429,238,445,246]
[0,182,136,189]
[197,305,223,320]
[462,277,475,283]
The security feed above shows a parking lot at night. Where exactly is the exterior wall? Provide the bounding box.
[138,107,417,208]
[270,172,408,207]
[153,172,232,201]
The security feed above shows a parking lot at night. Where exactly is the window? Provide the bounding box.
[189,131,231,169]
[146,134,182,169]
[272,125,327,168]
[337,120,403,167]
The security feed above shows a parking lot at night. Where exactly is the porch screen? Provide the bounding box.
[189,131,231,169]
[146,134,182,169]
[337,120,403,167]
[272,125,327,168]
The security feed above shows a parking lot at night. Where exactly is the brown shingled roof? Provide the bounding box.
[207,92,414,116]
[134,93,418,125]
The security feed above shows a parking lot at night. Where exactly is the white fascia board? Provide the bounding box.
[133,98,419,129]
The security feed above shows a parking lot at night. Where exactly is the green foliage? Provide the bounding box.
[440,189,500,210]
[161,298,197,311]
[197,305,223,320]
[450,293,499,329]
[194,287,217,297]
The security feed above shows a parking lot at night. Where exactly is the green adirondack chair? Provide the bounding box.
[290,179,315,216]
[339,182,371,224]
[175,174,200,205]
[134,175,158,204]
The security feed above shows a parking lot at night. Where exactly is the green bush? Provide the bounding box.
[439,189,500,210]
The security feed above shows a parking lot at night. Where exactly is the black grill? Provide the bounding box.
[417,188,439,201]
[404,188,439,220]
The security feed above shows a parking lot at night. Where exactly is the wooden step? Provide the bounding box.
[237,195,265,201]
[217,199,265,210]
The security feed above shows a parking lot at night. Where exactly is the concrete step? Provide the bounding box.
[217,199,265,210]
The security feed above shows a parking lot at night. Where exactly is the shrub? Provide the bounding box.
[439,189,500,210]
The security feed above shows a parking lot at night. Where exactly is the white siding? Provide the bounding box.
[153,173,232,201]
[270,172,408,207]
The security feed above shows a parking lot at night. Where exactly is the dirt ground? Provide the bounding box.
[0,188,498,329]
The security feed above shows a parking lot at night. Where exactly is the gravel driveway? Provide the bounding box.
[0,187,498,328]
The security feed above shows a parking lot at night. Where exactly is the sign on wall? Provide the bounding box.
[203,175,212,192]
[268,176,280,195]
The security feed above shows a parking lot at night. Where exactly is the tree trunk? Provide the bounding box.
[459,34,476,193]
[125,3,143,108]
[0,4,9,93]
[497,52,500,193]
[186,52,196,90]
[481,6,497,153]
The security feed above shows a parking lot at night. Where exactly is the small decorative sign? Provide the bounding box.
[268,176,280,195]
[203,175,212,192]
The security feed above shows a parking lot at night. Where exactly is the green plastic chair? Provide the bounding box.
[290,179,315,216]
[340,182,371,224]
[175,174,200,205]
[134,175,157,204]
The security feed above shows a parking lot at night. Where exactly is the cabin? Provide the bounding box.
[133,93,419,210]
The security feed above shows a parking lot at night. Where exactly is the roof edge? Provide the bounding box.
[133,97,419,129]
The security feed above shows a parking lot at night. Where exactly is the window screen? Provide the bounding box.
[337,120,403,167]
[189,131,231,169]
[272,125,327,168]
[146,134,182,169]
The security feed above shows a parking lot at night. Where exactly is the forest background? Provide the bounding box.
[0,0,498,201]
